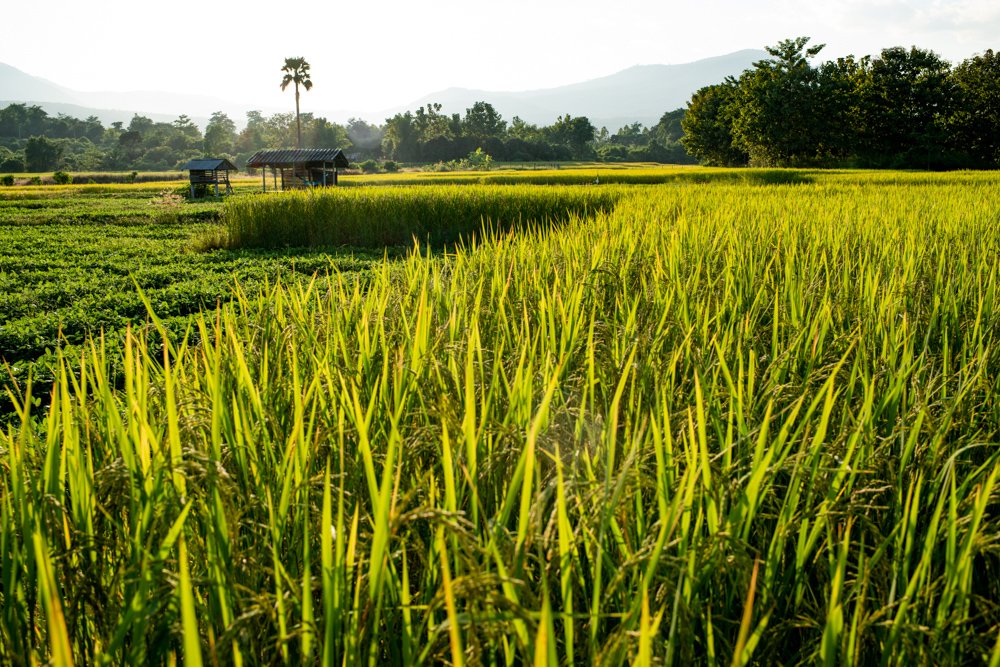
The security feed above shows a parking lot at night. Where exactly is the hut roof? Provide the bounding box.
[246,148,349,169]
[181,158,238,171]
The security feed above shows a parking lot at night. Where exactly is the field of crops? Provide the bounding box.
[2,169,1000,665]
[0,180,384,417]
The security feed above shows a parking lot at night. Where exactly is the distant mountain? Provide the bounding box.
[1,50,766,131]
[390,50,767,129]
[0,63,77,104]
[0,63,247,127]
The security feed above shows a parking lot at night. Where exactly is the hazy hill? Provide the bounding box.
[0,63,242,127]
[393,49,767,129]
[1,50,766,130]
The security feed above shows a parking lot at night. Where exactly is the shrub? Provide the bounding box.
[0,175,14,187]
[53,171,72,185]
[359,160,380,173]
[28,176,42,186]
[464,147,493,170]
[382,160,399,173]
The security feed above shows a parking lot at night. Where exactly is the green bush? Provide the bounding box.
[53,171,72,185]
[0,175,13,187]
[382,160,399,173]
[464,147,493,170]
[28,176,42,186]
[359,160,380,173]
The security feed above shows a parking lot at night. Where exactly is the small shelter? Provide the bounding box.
[181,158,237,197]
[246,148,350,192]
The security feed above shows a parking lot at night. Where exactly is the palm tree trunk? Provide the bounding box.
[295,82,302,149]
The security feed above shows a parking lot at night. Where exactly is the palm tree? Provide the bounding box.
[280,57,313,149]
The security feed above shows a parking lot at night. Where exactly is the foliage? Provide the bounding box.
[681,81,749,166]
[381,102,690,164]
[0,174,13,186]
[0,104,356,173]
[52,170,72,185]
[2,170,1000,665]
[463,101,507,138]
[24,135,64,171]
[684,37,1000,168]
[204,111,237,156]
[730,37,830,165]
[947,49,1000,166]
[280,57,314,149]
[346,117,384,159]
[463,147,493,170]
[857,46,955,168]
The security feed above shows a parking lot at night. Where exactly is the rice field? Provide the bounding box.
[2,170,1000,665]
[223,185,625,248]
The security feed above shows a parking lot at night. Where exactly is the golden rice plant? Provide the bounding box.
[2,172,1000,665]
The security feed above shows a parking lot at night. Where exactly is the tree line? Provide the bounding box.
[0,105,357,172]
[682,37,1000,169]
[380,102,692,164]
[0,101,693,173]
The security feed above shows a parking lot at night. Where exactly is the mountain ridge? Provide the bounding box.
[1,50,766,129]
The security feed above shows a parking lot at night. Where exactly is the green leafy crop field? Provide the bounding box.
[0,181,384,414]
[1,169,1000,665]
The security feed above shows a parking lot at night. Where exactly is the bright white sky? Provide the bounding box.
[3,0,998,115]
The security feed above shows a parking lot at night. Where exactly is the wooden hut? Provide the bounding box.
[246,148,350,192]
[181,158,237,197]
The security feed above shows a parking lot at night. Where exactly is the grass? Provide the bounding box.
[222,184,626,248]
[2,169,1000,664]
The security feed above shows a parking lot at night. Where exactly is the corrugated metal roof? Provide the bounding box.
[246,148,349,168]
[181,158,238,171]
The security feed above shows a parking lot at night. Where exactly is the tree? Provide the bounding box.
[545,114,596,159]
[815,55,870,160]
[382,111,418,161]
[730,37,828,165]
[857,46,953,167]
[413,103,453,142]
[651,109,686,145]
[346,118,384,159]
[948,49,1000,167]
[204,111,237,155]
[24,136,63,172]
[508,116,542,142]
[280,57,313,149]
[0,104,47,139]
[306,117,351,150]
[463,101,507,139]
[609,122,647,147]
[0,146,24,172]
[681,81,748,166]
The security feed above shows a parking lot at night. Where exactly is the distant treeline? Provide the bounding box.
[682,38,1000,169]
[379,103,692,164]
[0,101,694,173]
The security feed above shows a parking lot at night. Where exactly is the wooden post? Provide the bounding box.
[262,167,266,193]
[273,168,278,192]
